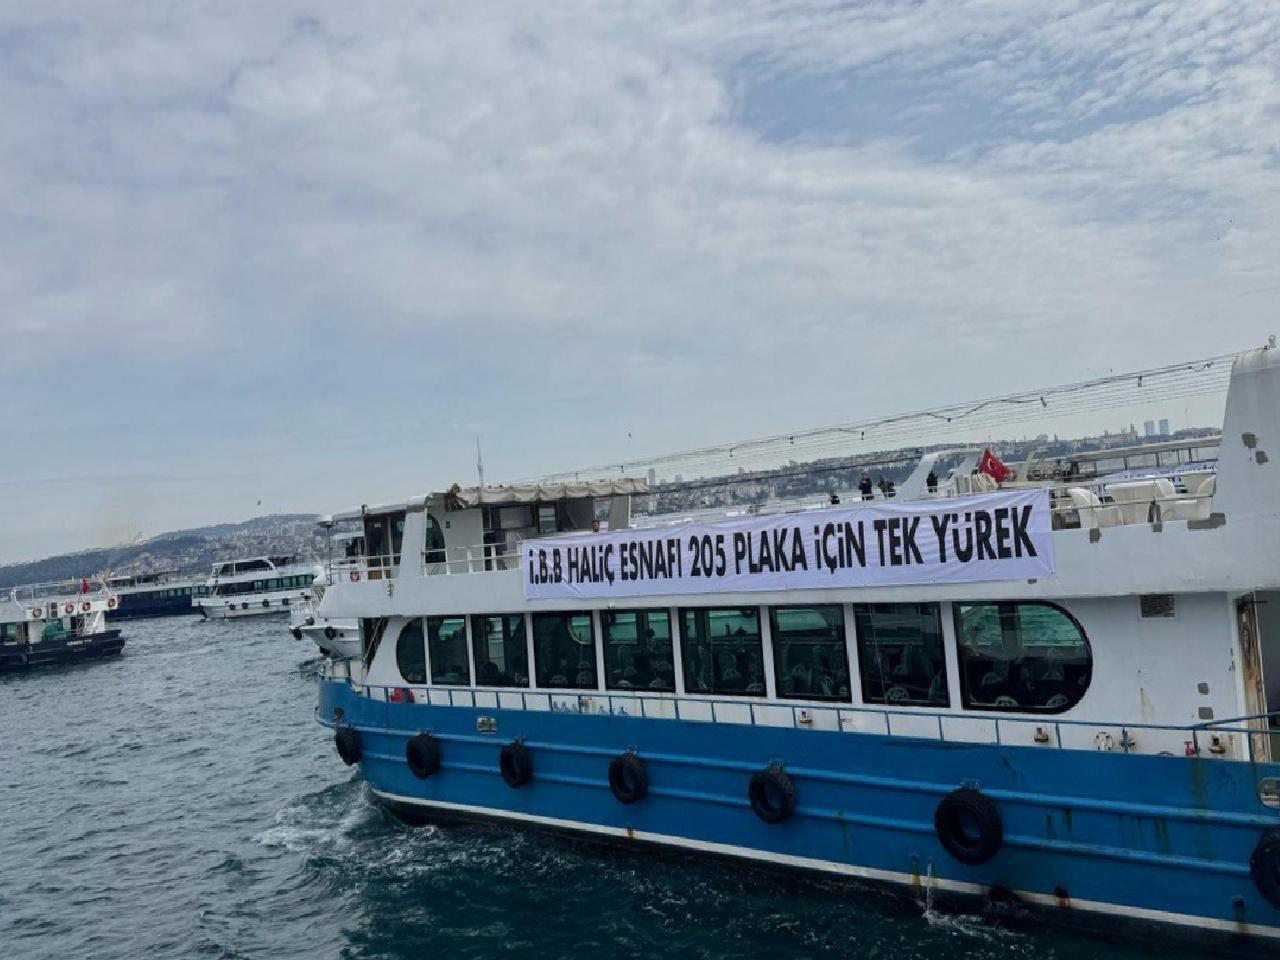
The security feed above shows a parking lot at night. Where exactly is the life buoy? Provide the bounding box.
[31,607,43,619]
[261,599,270,608]
[406,733,442,779]
[63,602,75,615]
[500,740,532,788]
[935,787,1003,865]
[749,765,796,824]
[350,571,361,583]
[81,602,91,612]
[107,597,118,609]
[1252,827,1280,909]
[608,753,648,804]
[335,726,362,765]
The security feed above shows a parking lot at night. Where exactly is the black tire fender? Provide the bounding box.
[500,740,532,788]
[1251,827,1280,909]
[608,753,648,804]
[749,765,796,824]
[935,786,1003,865]
[406,732,441,779]
[334,726,362,766]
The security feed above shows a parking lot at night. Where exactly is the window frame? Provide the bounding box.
[531,610,599,690]
[678,606,767,698]
[768,604,853,704]
[470,613,531,688]
[427,615,471,686]
[852,602,950,708]
[952,600,1092,715]
[601,608,676,694]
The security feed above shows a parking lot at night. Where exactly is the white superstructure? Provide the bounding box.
[195,556,317,620]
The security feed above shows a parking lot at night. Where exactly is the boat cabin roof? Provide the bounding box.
[321,478,650,523]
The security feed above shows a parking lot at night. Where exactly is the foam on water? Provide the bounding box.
[0,617,1226,960]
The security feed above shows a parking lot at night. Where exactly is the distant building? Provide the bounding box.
[1143,420,1156,437]
[647,468,656,486]
[1159,418,1170,436]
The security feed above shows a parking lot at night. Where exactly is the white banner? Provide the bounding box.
[522,489,1055,601]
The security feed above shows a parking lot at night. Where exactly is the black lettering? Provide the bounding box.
[994,508,1012,559]
[734,532,748,574]
[790,527,808,570]
[930,514,951,563]
[844,521,866,566]
[902,517,923,565]
[874,519,888,566]
[1012,504,1037,557]
[887,517,904,566]
[975,511,995,560]
[952,513,974,562]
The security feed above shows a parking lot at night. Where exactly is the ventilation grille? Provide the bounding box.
[1139,594,1176,618]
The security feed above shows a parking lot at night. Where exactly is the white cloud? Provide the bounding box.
[0,1,1275,560]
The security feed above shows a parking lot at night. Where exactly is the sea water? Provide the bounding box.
[0,618,1219,959]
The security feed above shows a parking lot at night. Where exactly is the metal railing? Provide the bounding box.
[323,669,1279,764]
[8,578,113,605]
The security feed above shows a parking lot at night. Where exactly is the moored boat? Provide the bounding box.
[103,571,204,620]
[194,556,317,620]
[1,579,125,672]
[312,345,1280,948]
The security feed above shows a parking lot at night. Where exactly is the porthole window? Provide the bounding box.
[953,602,1092,713]
[395,619,426,684]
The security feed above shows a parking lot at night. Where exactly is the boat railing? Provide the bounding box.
[8,578,113,605]
[327,671,1278,764]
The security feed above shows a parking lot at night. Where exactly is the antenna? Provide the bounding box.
[476,436,485,488]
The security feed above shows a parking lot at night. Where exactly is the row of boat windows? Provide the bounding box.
[390,601,1093,715]
[212,575,314,597]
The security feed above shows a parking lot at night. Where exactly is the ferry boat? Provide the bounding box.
[1,579,125,671]
[290,531,361,658]
[103,571,204,620]
[313,345,1280,948]
[194,556,317,620]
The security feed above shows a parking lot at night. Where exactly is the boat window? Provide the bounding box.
[680,607,766,697]
[770,605,851,703]
[602,609,675,692]
[471,614,529,687]
[427,616,470,686]
[532,612,597,689]
[391,514,405,561]
[395,619,427,684]
[854,604,949,707]
[424,514,446,565]
[953,602,1091,714]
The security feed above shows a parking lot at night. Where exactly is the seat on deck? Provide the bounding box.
[1156,474,1216,522]
[1066,487,1122,529]
[1106,480,1161,524]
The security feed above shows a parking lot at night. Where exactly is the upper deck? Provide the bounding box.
[316,344,1280,618]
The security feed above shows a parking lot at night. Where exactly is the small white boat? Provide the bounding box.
[194,556,317,620]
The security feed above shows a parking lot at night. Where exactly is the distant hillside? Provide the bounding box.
[0,514,324,590]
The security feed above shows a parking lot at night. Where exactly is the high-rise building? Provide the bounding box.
[1143,420,1156,437]
[1158,418,1170,436]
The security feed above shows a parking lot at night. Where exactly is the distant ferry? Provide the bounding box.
[312,345,1280,949]
[290,530,361,658]
[195,556,318,620]
[1,579,125,671]
[104,571,204,620]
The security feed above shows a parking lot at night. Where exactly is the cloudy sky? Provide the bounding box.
[1,1,1277,562]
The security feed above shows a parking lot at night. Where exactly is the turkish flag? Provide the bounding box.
[978,448,1013,484]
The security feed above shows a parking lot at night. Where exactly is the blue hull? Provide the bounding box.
[108,592,197,621]
[319,679,1280,946]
